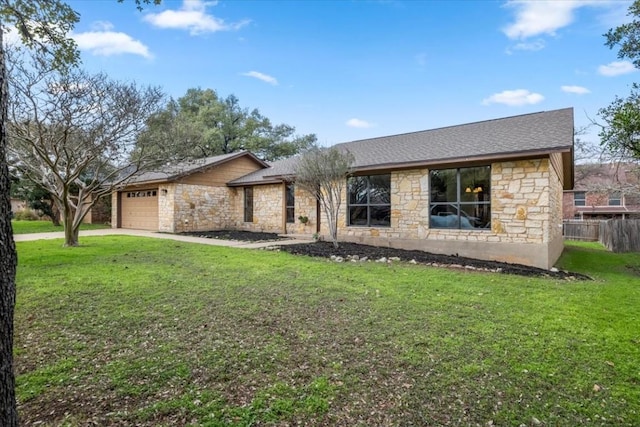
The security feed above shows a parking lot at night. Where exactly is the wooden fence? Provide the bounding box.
[562,220,601,241]
[599,219,640,253]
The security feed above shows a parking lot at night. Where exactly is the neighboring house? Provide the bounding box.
[10,198,26,214]
[113,108,574,269]
[563,163,640,220]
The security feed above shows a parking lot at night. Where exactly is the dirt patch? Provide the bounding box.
[627,264,640,276]
[180,230,287,242]
[279,241,591,280]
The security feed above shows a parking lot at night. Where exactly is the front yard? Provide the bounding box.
[14,237,640,426]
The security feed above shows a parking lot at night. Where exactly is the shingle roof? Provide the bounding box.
[123,151,268,185]
[228,108,574,186]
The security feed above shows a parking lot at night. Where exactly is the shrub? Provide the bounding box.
[13,208,40,221]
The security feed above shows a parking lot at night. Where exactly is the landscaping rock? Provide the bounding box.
[279,241,591,280]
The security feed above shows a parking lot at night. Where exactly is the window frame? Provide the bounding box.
[244,187,254,223]
[347,174,391,227]
[574,191,586,207]
[609,191,621,206]
[429,165,491,230]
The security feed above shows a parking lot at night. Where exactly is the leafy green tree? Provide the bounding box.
[10,177,60,225]
[600,0,640,159]
[136,88,317,162]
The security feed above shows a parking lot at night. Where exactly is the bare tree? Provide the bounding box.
[7,52,164,246]
[294,147,354,248]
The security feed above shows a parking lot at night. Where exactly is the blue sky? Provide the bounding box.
[64,0,637,147]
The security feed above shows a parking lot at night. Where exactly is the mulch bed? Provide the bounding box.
[179,230,589,280]
[279,241,591,280]
[180,230,287,242]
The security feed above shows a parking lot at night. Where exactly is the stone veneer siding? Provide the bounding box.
[167,183,236,233]
[286,186,318,234]
[111,192,117,227]
[234,184,285,233]
[314,158,562,269]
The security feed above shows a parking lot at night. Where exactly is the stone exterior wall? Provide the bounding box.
[158,184,176,232]
[286,186,318,235]
[170,184,235,233]
[312,158,562,269]
[111,192,118,227]
[548,158,565,264]
[490,159,550,244]
[233,184,285,233]
[548,160,564,243]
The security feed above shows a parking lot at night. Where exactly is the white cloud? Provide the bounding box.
[3,26,22,46]
[242,71,278,85]
[72,24,152,58]
[561,85,590,95]
[598,60,637,76]
[143,0,249,35]
[506,39,545,54]
[482,89,544,106]
[346,118,374,128]
[503,0,599,39]
[91,21,114,31]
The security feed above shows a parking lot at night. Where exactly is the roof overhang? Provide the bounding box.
[121,151,270,188]
[231,147,573,187]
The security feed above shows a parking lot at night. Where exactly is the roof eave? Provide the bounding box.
[121,151,271,187]
[351,146,573,174]
[227,178,283,187]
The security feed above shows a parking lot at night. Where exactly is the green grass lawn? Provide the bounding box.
[11,220,110,234]
[14,238,640,426]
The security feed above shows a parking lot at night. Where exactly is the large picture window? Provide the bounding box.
[244,187,253,222]
[429,166,491,229]
[348,174,391,227]
[285,183,295,223]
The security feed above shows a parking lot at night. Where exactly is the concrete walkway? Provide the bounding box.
[13,228,314,248]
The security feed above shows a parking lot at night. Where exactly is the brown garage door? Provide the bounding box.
[120,189,159,230]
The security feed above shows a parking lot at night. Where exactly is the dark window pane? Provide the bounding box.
[460,204,491,229]
[244,187,253,222]
[429,166,491,230]
[430,169,457,203]
[461,166,490,203]
[609,191,621,206]
[286,183,295,222]
[347,174,391,227]
[349,206,368,226]
[286,183,295,207]
[369,174,391,204]
[370,206,391,226]
[349,176,368,204]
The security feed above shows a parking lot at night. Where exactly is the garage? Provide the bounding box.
[120,188,159,230]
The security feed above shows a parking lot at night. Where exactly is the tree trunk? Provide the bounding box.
[0,24,19,427]
[63,209,79,247]
[51,203,61,227]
